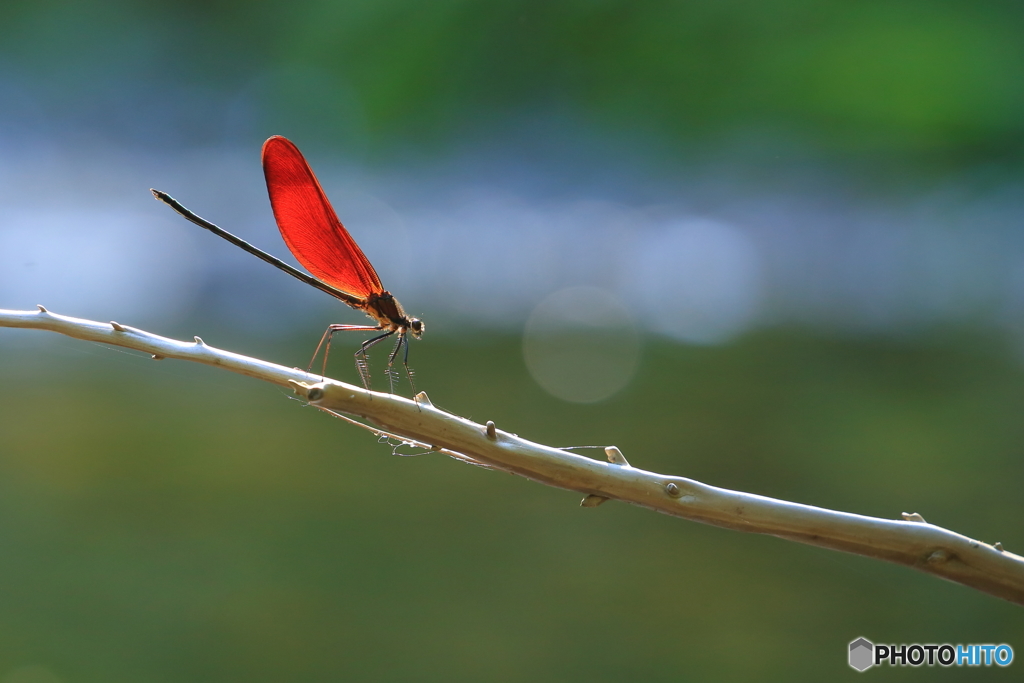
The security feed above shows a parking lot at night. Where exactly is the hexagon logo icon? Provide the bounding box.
[849,637,874,671]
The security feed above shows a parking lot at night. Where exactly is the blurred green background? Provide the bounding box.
[2,0,1024,681]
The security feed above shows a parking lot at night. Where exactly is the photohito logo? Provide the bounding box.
[849,637,1013,671]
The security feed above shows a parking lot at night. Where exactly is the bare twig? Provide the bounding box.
[2,306,1023,605]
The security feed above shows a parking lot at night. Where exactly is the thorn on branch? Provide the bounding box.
[194,336,206,345]
[995,542,1004,552]
[902,512,927,523]
[605,446,629,466]
[36,305,49,313]
[414,391,433,407]
[110,321,126,332]
[926,549,950,565]
[151,354,165,360]
[665,482,681,498]
[581,494,608,507]
[485,421,497,440]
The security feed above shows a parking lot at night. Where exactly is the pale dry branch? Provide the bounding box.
[2,306,1023,605]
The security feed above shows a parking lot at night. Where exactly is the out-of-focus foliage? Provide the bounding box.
[246,0,1024,157]
[1,0,1023,162]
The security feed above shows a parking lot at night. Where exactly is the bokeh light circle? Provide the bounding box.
[522,286,641,403]
[626,218,762,344]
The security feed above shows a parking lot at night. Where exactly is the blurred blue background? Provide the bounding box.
[1,1,1023,681]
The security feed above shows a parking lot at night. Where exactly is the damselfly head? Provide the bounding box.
[408,318,425,339]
